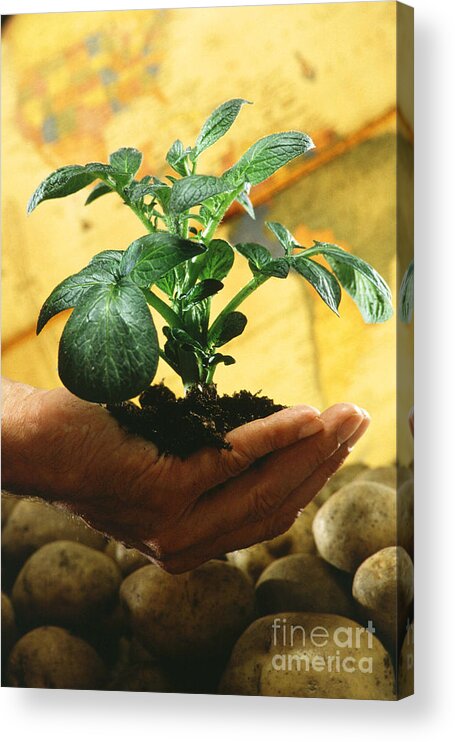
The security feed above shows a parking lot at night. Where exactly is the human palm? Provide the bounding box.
[3,381,369,573]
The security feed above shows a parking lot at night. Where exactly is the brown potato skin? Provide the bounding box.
[1,591,17,660]
[313,463,368,507]
[397,479,414,557]
[312,482,397,573]
[398,623,414,699]
[352,546,413,651]
[219,612,396,700]
[1,492,19,528]
[120,560,255,660]
[2,498,106,569]
[266,500,319,558]
[227,543,275,584]
[12,540,121,629]
[353,546,414,616]
[105,540,150,576]
[354,465,412,490]
[256,554,356,618]
[6,626,106,689]
[109,662,173,693]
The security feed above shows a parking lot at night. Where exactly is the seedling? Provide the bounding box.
[29,98,393,404]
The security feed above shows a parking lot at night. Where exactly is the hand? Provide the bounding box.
[2,379,369,573]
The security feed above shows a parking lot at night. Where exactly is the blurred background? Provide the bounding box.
[1,3,413,465]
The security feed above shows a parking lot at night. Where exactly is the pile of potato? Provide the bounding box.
[1,462,414,699]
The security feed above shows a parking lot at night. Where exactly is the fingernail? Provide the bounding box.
[337,413,364,445]
[299,416,323,437]
[347,413,370,449]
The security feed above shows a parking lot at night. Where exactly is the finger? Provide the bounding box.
[216,416,371,561]
[153,404,368,559]
[240,402,368,502]
[184,404,324,495]
[149,420,368,574]
[279,413,370,515]
[181,403,367,542]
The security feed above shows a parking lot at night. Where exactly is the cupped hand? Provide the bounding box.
[3,381,369,573]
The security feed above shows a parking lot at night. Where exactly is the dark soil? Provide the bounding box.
[107,383,285,458]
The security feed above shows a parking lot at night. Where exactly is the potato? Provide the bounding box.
[227,543,275,583]
[1,491,19,528]
[105,540,150,576]
[355,465,412,490]
[398,479,414,557]
[2,499,106,567]
[266,501,319,557]
[219,612,395,700]
[228,501,321,584]
[1,592,17,658]
[313,463,368,507]
[352,547,413,649]
[109,662,173,692]
[312,482,397,572]
[120,560,255,660]
[12,540,121,629]
[353,546,414,617]
[6,626,106,689]
[256,554,355,618]
[398,623,414,698]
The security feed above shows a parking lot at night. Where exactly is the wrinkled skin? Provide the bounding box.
[2,378,369,573]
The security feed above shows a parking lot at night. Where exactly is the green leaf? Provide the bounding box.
[169,175,233,213]
[89,250,123,266]
[27,164,113,213]
[182,297,211,342]
[198,239,235,281]
[305,242,393,323]
[163,326,204,353]
[211,311,247,346]
[236,183,255,219]
[192,98,251,159]
[58,279,158,404]
[266,221,297,255]
[235,242,289,278]
[181,279,223,306]
[155,271,176,298]
[127,177,155,203]
[208,353,236,367]
[292,256,341,315]
[119,233,205,288]
[85,182,113,205]
[37,258,121,334]
[399,260,414,323]
[224,131,314,187]
[163,328,201,383]
[109,147,142,177]
[149,184,172,213]
[166,139,189,177]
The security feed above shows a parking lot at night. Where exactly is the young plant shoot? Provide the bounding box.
[29,98,393,418]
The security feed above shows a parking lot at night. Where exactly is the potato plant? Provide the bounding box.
[28,98,393,403]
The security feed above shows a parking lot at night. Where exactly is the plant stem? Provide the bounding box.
[143,289,183,328]
[208,273,269,342]
[185,254,205,287]
[205,364,216,384]
[201,186,244,246]
[128,203,155,233]
[102,177,155,234]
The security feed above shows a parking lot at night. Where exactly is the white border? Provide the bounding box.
[2,0,455,739]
